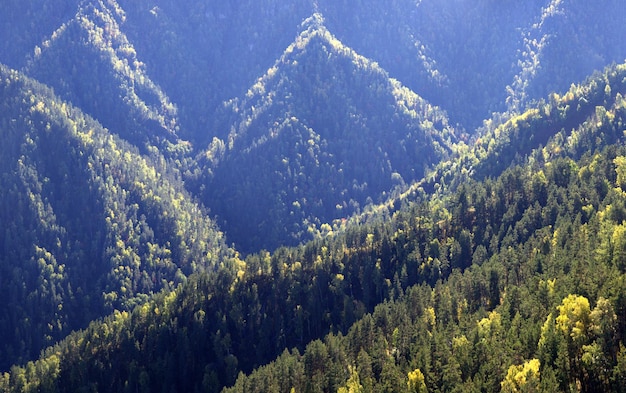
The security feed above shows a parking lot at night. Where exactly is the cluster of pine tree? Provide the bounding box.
[2,60,626,392]
[2,1,626,392]
[0,64,232,370]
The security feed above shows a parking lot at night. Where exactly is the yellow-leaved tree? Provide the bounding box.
[407,368,427,393]
[500,359,541,393]
[337,366,363,393]
[556,294,592,345]
[552,294,617,390]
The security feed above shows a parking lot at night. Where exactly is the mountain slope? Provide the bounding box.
[0,64,233,370]
[23,0,180,151]
[0,0,80,70]
[196,15,457,253]
[344,60,626,232]
[319,0,626,129]
[116,0,315,142]
[3,0,626,139]
[4,60,626,393]
[3,0,624,201]
[1,1,626,391]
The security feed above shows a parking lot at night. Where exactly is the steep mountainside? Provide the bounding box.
[0,65,232,370]
[117,0,314,142]
[1,0,626,391]
[320,0,626,128]
[3,59,626,393]
[0,0,81,70]
[0,0,624,254]
[196,15,457,253]
[24,1,180,151]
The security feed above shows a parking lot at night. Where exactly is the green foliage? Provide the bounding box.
[2,60,626,392]
[2,2,626,392]
[196,19,456,253]
[0,64,232,370]
[23,0,179,151]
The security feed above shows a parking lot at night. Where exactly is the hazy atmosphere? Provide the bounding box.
[1,1,626,391]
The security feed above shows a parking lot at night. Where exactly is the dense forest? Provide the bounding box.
[0,64,233,370]
[1,0,626,392]
[194,15,456,253]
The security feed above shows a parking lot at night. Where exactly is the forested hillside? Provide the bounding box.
[3,58,626,393]
[1,0,626,392]
[0,65,232,370]
[23,0,180,150]
[320,0,626,127]
[2,0,625,253]
[195,15,456,253]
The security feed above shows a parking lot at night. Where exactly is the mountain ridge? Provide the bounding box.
[4,59,626,391]
[0,64,233,369]
[1,1,626,391]
[196,15,457,253]
[23,0,180,150]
